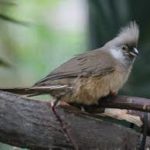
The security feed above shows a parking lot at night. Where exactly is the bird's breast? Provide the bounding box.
[70,68,131,105]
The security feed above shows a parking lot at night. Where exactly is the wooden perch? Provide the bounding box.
[0,90,150,149]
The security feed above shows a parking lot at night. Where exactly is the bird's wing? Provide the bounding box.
[34,49,115,86]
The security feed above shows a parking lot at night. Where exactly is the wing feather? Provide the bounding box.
[34,49,115,86]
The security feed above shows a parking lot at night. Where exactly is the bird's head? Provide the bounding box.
[105,22,139,65]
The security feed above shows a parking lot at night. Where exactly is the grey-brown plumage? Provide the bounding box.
[1,22,139,105]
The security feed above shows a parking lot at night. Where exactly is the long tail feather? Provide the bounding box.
[0,88,31,95]
[0,85,71,95]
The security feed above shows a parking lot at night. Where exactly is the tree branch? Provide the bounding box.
[0,90,150,149]
[99,95,150,112]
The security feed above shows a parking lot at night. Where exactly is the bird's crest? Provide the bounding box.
[105,21,139,47]
[117,21,139,45]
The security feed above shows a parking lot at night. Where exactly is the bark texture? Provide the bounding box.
[0,91,150,150]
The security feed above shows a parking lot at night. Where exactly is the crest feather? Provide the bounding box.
[118,21,139,44]
[105,21,139,47]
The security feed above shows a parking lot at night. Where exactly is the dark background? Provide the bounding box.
[88,0,150,97]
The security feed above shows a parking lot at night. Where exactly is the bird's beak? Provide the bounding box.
[130,48,139,57]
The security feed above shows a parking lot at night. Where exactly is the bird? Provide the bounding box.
[1,22,143,150]
[1,21,139,107]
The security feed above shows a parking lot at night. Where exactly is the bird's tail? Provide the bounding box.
[0,87,31,95]
[0,85,70,96]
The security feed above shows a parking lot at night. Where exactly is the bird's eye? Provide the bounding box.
[122,45,128,51]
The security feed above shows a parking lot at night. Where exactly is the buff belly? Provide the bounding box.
[67,71,130,105]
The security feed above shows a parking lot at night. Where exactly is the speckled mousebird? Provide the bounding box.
[1,22,139,106]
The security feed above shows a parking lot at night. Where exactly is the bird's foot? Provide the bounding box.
[110,91,117,97]
[69,102,105,113]
[98,91,117,104]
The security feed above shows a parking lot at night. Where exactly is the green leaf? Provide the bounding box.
[0,58,11,68]
[0,14,29,26]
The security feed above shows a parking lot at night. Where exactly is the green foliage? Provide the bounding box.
[0,0,86,87]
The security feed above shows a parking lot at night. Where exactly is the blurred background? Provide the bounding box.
[0,0,150,149]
